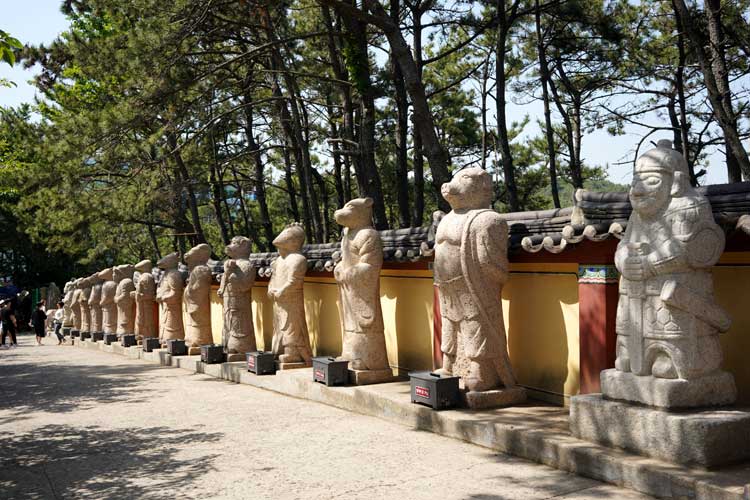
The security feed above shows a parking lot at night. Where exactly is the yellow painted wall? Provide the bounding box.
[504,263,580,405]
[208,271,435,375]
[713,263,750,405]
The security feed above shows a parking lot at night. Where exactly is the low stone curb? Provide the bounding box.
[74,339,750,500]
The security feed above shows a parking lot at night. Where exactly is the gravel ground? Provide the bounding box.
[0,334,652,500]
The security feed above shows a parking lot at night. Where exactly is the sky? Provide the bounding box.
[0,2,734,188]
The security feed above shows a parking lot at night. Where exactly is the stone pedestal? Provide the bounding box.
[226,353,246,362]
[188,347,202,356]
[570,394,750,467]
[601,368,737,409]
[277,360,312,370]
[463,387,527,409]
[349,368,394,386]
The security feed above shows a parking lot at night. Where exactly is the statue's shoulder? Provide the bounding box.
[470,209,508,230]
[353,227,381,245]
[665,194,713,223]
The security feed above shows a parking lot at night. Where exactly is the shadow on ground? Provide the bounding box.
[0,349,165,416]
[0,425,223,499]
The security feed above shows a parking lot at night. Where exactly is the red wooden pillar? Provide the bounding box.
[578,264,619,394]
[432,284,443,369]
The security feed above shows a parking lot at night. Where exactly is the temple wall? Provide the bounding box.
[504,263,580,405]
[714,252,750,404]
[193,250,750,407]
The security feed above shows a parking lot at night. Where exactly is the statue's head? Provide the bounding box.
[184,243,211,267]
[440,167,493,211]
[97,268,113,281]
[630,140,690,218]
[273,223,305,252]
[334,198,373,229]
[157,252,180,270]
[225,236,252,260]
[134,259,153,273]
[64,281,72,293]
[89,272,102,285]
[113,264,135,281]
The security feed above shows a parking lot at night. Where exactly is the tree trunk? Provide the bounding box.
[167,133,206,245]
[535,0,560,208]
[496,3,519,212]
[411,3,425,226]
[391,0,410,228]
[319,0,452,212]
[673,0,750,181]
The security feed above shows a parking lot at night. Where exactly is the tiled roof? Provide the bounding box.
[150,182,750,283]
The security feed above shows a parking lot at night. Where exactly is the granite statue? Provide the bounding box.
[269,224,312,367]
[433,167,524,408]
[70,279,82,333]
[134,260,157,339]
[218,236,257,356]
[570,140,749,468]
[114,264,136,336]
[605,139,735,408]
[183,244,213,347]
[62,281,74,328]
[333,198,392,384]
[99,268,118,335]
[88,273,103,334]
[156,252,185,342]
[79,277,92,335]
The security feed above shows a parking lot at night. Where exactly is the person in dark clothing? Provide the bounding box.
[30,301,47,346]
[1,301,18,348]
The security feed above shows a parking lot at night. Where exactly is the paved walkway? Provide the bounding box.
[0,335,651,499]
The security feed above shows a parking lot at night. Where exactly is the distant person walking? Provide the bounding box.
[30,301,47,346]
[53,301,65,344]
[1,300,18,348]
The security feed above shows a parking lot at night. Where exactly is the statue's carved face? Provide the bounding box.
[184,244,211,266]
[334,198,373,229]
[225,236,251,259]
[273,226,304,252]
[157,252,180,270]
[630,162,671,218]
[440,167,493,210]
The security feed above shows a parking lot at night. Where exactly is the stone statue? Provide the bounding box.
[218,236,257,357]
[62,281,74,328]
[79,277,92,335]
[114,264,136,336]
[433,167,524,408]
[269,224,312,367]
[182,244,213,348]
[156,252,185,342]
[134,260,157,339]
[333,198,392,384]
[99,268,118,335]
[70,279,82,333]
[605,139,735,408]
[89,273,103,334]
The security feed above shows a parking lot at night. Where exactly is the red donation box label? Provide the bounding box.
[415,386,430,398]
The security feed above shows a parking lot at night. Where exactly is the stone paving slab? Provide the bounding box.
[74,339,750,500]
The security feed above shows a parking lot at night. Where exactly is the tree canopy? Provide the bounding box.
[0,0,749,287]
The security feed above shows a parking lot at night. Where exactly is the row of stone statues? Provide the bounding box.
[58,141,738,417]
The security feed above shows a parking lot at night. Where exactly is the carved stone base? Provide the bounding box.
[601,369,737,409]
[187,347,201,356]
[225,353,246,362]
[462,386,527,409]
[277,361,312,370]
[570,393,750,466]
[348,368,394,386]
